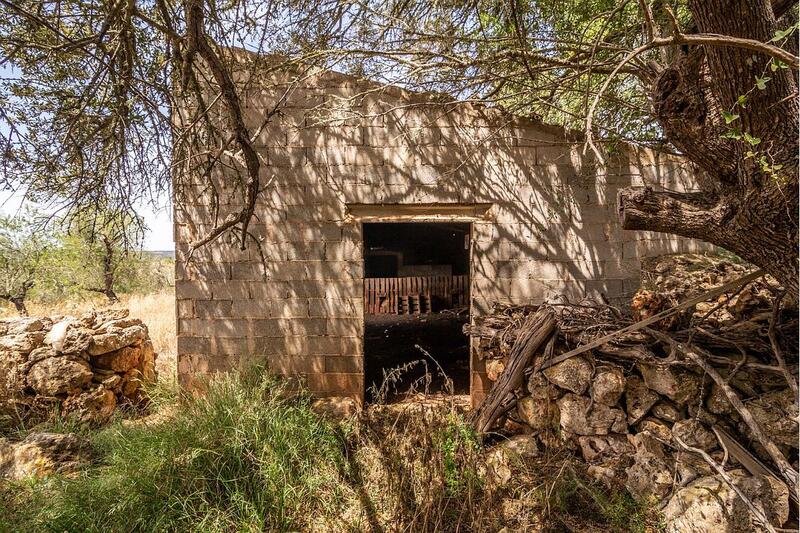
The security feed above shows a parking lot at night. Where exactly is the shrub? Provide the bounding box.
[0,367,348,532]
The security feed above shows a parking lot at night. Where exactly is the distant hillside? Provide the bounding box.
[146,250,175,259]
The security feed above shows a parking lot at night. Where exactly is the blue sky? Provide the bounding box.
[0,189,175,251]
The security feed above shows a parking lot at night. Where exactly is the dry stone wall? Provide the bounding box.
[174,63,710,401]
[0,310,157,425]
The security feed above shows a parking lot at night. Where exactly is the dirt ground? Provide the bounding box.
[364,311,470,402]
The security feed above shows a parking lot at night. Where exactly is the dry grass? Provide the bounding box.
[0,290,177,379]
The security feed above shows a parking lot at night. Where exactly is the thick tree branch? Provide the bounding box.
[618,187,729,240]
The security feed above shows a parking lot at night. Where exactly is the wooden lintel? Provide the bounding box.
[345,203,494,222]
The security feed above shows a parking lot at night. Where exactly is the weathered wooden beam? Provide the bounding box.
[470,307,556,434]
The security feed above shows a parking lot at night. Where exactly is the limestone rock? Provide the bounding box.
[138,340,157,383]
[63,386,116,425]
[311,397,359,419]
[99,374,122,391]
[636,418,673,442]
[501,434,540,458]
[580,434,634,487]
[121,370,142,398]
[590,366,625,407]
[578,434,634,463]
[639,364,703,405]
[543,356,593,395]
[663,472,789,533]
[88,309,130,329]
[0,349,28,398]
[651,401,683,423]
[672,419,717,451]
[485,435,540,487]
[516,395,559,432]
[741,389,798,449]
[92,345,141,372]
[6,317,44,335]
[0,432,91,480]
[27,356,93,396]
[526,373,561,400]
[87,325,147,356]
[625,376,660,424]
[557,393,627,436]
[28,345,56,364]
[94,317,143,334]
[59,327,93,356]
[625,433,673,502]
[706,384,735,416]
[485,358,505,381]
[0,332,46,354]
[674,451,714,486]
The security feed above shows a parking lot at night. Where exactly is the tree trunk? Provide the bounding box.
[619,0,798,295]
[101,236,118,303]
[10,296,28,316]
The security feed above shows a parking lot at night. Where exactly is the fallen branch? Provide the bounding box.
[470,307,556,434]
[674,435,777,533]
[652,330,799,496]
[713,425,799,508]
[538,270,765,371]
[768,292,798,396]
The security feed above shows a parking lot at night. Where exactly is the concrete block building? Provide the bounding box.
[173,60,708,404]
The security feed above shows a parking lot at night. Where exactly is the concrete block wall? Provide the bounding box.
[174,62,711,402]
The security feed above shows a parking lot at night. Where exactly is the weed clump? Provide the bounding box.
[1,367,347,532]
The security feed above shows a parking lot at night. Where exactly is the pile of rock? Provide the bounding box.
[0,309,157,425]
[471,255,798,532]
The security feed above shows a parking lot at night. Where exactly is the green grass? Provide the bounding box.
[0,366,348,532]
[0,368,660,532]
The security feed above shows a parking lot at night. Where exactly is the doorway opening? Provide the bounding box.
[363,222,471,402]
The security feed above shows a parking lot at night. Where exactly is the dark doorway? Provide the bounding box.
[363,222,471,402]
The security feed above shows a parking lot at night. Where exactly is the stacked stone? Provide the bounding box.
[486,354,796,531]
[0,309,157,425]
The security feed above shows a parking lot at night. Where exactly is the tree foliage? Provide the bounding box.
[0,210,52,315]
[0,0,797,290]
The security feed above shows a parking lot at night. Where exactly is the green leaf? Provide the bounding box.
[722,111,739,124]
[721,128,742,140]
[737,95,748,108]
[745,151,756,159]
[755,76,771,90]
[743,132,761,146]
[769,23,798,42]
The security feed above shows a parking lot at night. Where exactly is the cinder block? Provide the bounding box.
[181,318,249,338]
[309,298,361,318]
[195,299,233,318]
[176,299,195,319]
[324,240,362,261]
[267,355,325,374]
[231,299,271,319]
[211,281,250,300]
[177,336,212,354]
[585,279,625,299]
[307,336,361,355]
[251,336,290,355]
[271,298,309,318]
[306,372,363,395]
[214,337,248,356]
[279,318,327,336]
[324,356,363,373]
[176,280,212,300]
[268,147,307,167]
[325,319,361,336]
[231,262,265,281]
[284,242,326,260]
[249,319,284,337]
[248,281,291,300]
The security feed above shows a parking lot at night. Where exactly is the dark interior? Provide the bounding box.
[363,222,471,402]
